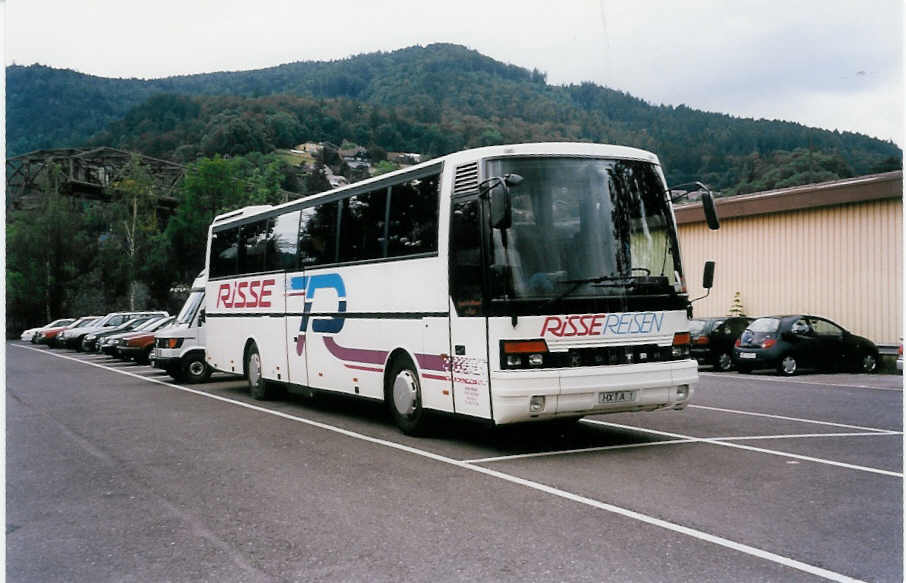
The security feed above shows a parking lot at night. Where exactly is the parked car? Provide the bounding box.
[111,316,176,363]
[733,315,880,376]
[35,320,82,346]
[97,316,173,356]
[52,316,102,348]
[88,315,167,353]
[20,318,75,343]
[68,311,168,351]
[690,316,753,371]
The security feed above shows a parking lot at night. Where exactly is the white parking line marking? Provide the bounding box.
[713,432,903,441]
[466,432,900,464]
[699,372,903,391]
[582,419,902,478]
[689,404,900,433]
[10,345,871,583]
[464,439,696,463]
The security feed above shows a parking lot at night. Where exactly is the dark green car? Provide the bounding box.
[733,315,879,376]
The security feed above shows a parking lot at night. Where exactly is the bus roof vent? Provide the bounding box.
[453,162,479,195]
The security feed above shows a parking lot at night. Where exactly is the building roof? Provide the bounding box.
[674,170,903,224]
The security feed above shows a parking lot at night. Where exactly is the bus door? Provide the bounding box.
[448,196,492,419]
[285,270,309,387]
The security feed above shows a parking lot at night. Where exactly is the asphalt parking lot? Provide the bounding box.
[6,341,903,582]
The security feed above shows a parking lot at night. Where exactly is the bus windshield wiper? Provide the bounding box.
[542,275,634,309]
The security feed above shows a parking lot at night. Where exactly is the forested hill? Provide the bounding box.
[6,43,901,193]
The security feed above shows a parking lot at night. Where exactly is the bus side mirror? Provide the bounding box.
[198,309,206,327]
[702,192,720,230]
[703,261,715,289]
[486,173,522,230]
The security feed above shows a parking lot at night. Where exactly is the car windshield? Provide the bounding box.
[748,318,781,333]
[486,157,681,300]
[145,317,174,332]
[177,291,205,324]
[131,317,163,332]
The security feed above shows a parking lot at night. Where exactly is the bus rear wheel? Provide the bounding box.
[246,343,275,400]
[387,357,428,436]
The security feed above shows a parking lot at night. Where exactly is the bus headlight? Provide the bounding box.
[501,339,549,369]
[677,384,690,399]
[529,395,546,412]
[672,332,691,359]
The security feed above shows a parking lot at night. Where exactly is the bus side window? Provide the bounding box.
[338,190,387,263]
[299,202,339,266]
[210,227,239,278]
[239,220,268,275]
[265,210,301,271]
[387,174,439,257]
[450,198,483,316]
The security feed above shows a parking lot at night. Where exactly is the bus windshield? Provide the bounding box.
[486,157,682,302]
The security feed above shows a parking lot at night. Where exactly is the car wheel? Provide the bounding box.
[858,352,878,374]
[181,353,211,383]
[136,346,153,365]
[246,343,275,400]
[387,356,428,435]
[715,352,734,372]
[777,354,798,376]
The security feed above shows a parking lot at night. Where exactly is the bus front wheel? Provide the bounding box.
[387,357,428,436]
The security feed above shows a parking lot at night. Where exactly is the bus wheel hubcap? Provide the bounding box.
[249,353,261,386]
[189,361,205,376]
[393,371,418,416]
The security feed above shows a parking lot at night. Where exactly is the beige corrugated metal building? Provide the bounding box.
[675,171,903,345]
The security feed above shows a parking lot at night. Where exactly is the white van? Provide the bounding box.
[151,271,211,383]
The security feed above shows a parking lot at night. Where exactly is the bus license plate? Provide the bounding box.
[599,390,637,404]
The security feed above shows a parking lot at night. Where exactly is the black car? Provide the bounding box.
[733,315,879,376]
[690,316,753,371]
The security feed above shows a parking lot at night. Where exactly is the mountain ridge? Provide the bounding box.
[6,43,901,193]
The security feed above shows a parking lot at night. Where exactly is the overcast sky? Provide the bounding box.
[3,0,904,146]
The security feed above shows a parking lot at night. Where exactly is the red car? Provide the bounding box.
[114,316,175,363]
[35,323,77,346]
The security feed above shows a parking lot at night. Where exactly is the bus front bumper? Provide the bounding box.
[490,359,698,425]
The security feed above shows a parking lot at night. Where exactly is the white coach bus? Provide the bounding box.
[204,142,719,434]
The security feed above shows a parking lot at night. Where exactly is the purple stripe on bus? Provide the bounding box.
[296,335,306,356]
[414,353,449,372]
[323,337,389,365]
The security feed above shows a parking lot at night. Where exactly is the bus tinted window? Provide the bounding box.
[265,210,301,271]
[339,190,388,262]
[299,202,339,266]
[450,198,483,316]
[239,220,268,275]
[210,227,239,277]
[387,174,439,257]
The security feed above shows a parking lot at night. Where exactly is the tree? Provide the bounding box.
[6,163,98,332]
[728,291,746,317]
[164,156,246,284]
[105,155,162,310]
